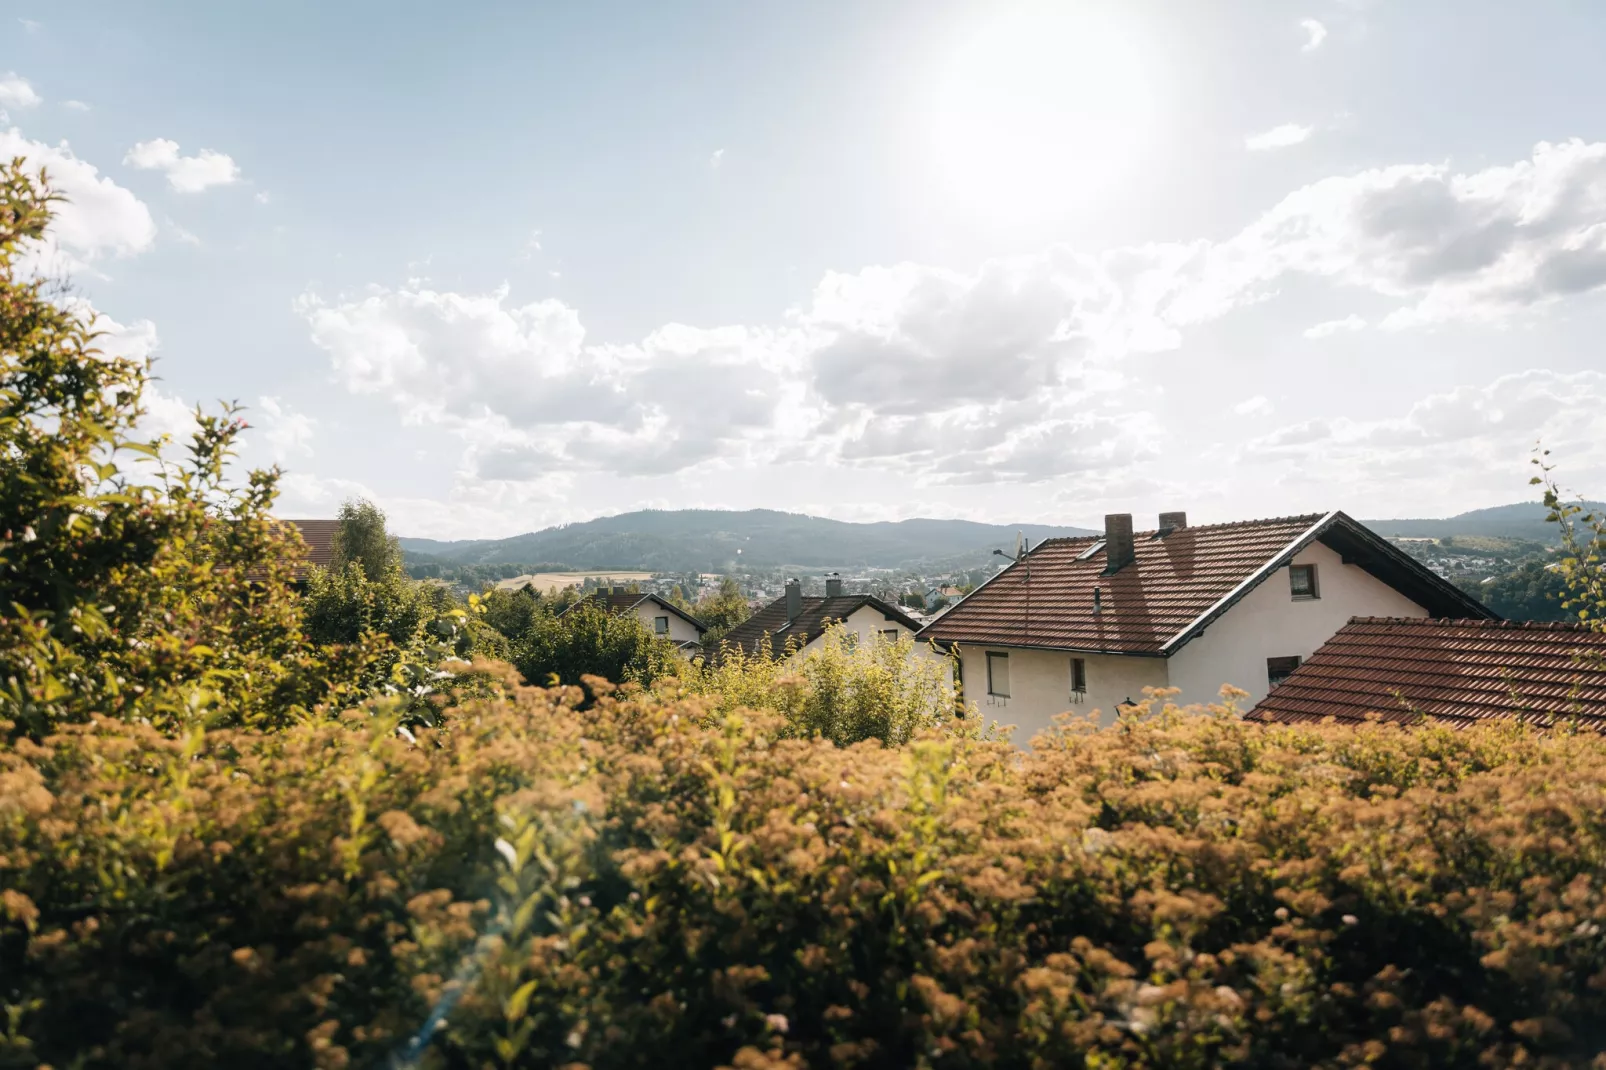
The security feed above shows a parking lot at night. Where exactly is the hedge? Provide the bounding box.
[3,672,1605,1068]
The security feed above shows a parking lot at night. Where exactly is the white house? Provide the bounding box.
[717,575,924,659]
[568,588,708,655]
[918,510,1494,744]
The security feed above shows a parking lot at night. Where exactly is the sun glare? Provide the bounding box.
[924,4,1157,228]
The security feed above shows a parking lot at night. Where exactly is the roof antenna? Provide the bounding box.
[1093,586,1103,613]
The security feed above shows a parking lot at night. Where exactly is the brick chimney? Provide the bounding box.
[1158,511,1187,535]
[825,573,843,598]
[785,578,802,622]
[1103,513,1135,574]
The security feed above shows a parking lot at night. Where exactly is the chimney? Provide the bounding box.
[785,578,802,622]
[1158,511,1188,535]
[1103,513,1135,574]
[825,572,843,598]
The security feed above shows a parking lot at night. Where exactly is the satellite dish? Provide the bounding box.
[1014,530,1024,562]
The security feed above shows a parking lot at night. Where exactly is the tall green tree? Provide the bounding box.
[513,601,679,691]
[0,159,345,735]
[694,576,750,643]
[331,497,402,580]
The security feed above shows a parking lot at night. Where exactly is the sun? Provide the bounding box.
[923,3,1158,229]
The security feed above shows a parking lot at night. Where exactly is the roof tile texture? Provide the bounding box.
[920,516,1323,655]
[1248,617,1606,730]
[721,595,920,658]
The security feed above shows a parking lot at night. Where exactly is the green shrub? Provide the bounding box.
[512,601,681,690]
[687,624,969,747]
[6,682,1606,1068]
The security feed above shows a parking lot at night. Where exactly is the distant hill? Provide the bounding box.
[1361,502,1606,544]
[398,509,1097,572]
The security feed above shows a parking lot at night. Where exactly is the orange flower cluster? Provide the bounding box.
[3,672,1606,1068]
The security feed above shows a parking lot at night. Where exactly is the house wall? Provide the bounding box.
[1166,541,1429,710]
[953,644,1169,746]
[794,603,918,653]
[631,603,704,651]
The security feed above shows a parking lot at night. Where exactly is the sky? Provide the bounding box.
[5,0,1606,538]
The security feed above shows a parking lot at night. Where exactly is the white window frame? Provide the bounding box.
[986,651,1011,698]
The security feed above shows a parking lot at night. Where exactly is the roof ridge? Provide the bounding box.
[1028,513,1326,549]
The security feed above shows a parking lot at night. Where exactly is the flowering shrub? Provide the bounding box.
[687,625,970,747]
[5,679,1605,1068]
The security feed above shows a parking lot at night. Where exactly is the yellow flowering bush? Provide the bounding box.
[5,677,1605,1068]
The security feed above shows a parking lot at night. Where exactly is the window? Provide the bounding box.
[881,629,900,641]
[1289,564,1319,599]
[986,652,1011,697]
[1070,657,1087,699]
[654,615,669,635]
[1267,655,1302,688]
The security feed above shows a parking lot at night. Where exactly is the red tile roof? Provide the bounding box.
[1248,617,1606,730]
[719,595,922,659]
[284,519,338,570]
[919,512,1492,656]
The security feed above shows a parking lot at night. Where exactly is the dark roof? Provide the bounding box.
[1248,617,1606,731]
[562,591,707,634]
[268,518,339,581]
[919,511,1493,657]
[719,594,923,659]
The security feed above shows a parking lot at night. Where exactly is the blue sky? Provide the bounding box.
[6,0,1606,537]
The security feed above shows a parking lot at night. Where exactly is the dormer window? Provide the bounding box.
[1289,564,1319,600]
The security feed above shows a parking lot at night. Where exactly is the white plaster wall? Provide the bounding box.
[955,645,1169,745]
[632,603,704,649]
[800,603,917,653]
[1166,541,1429,710]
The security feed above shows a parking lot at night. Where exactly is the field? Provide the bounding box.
[495,569,657,592]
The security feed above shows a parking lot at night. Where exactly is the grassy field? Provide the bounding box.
[495,570,657,592]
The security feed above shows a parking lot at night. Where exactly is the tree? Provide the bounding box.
[1462,561,1571,621]
[0,159,340,735]
[512,601,680,691]
[1533,453,1606,629]
[331,497,401,580]
[693,576,750,644]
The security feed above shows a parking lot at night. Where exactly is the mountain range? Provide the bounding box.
[399,509,1097,572]
[399,501,1601,574]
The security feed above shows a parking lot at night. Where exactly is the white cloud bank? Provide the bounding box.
[0,72,41,112]
[298,138,1606,525]
[0,127,156,274]
[124,138,241,193]
[1300,19,1328,52]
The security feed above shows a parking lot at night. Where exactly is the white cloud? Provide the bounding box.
[0,72,41,111]
[1234,395,1273,416]
[300,139,1606,503]
[254,396,315,462]
[709,148,725,168]
[1302,313,1366,338]
[0,127,156,274]
[1197,138,1606,328]
[517,228,542,261]
[254,190,270,204]
[62,99,90,112]
[1245,123,1313,151]
[18,19,41,33]
[166,218,201,246]
[1300,18,1328,52]
[124,138,241,193]
[1240,369,1606,513]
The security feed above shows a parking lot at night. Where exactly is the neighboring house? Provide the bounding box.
[1247,617,1606,731]
[565,587,708,655]
[283,518,338,585]
[919,510,1494,741]
[925,586,965,611]
[718,575,924,660]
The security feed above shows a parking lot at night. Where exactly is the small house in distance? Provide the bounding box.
[565,587,708,656]
[918,510,1494,742]
[281,518,338,585]
[1247,617,1606,731]
[718,574,923,659]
